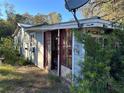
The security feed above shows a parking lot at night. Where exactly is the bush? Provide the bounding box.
[18,57,33,66]
[71,29,124,93]
[0,37,28,66]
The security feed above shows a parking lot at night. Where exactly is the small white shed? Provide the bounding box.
[14,17,118,81]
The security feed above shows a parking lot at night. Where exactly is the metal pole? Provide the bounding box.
[65,0,81,28]
[72,10,81,28]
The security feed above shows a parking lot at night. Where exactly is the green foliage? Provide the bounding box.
[0,37,27,65]
[0,37,17,65]
[18,57,33,66]
[109,30,124,82]
[71,29,124,93]
[48,12,62,24]
[48,74,61,83]
[0,20,15,38]
[33,13,48,24]
[14,14,26,23]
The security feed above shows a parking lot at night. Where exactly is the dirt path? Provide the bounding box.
[0,65,70,93]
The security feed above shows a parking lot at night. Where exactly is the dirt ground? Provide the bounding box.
[0,65,70,93]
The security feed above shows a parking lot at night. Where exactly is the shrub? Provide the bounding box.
[0,37,28,66]
[71,29,124,93]
[18,57,33,66]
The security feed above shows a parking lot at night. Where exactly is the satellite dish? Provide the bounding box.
[65,0,89,11]
[65,0,89,28]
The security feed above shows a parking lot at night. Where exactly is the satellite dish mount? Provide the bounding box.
[65,0,89,28]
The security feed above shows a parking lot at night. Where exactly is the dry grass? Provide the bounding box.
[0,64,70,93]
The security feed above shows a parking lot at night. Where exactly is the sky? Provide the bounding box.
[0,0,84,22]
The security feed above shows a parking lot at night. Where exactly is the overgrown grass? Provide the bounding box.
[48,74,61,83]
[0,64,70,93]
[0,64,21,79]
[0,64,22,93]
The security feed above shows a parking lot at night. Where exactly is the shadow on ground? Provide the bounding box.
[0,65,70,93]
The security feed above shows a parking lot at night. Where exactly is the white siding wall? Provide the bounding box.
[23,32,30,59]
[61,65,72,81]
[21,28,25,56]
[26,31,44,69]
[29,32,37,64]
[36,32,44,69]
[72,32,85,80]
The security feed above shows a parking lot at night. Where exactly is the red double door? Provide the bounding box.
[44,30,72,72]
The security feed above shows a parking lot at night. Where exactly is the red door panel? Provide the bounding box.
[44,31,51,68]
[60,29,72,69]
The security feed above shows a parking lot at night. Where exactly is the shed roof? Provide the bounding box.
[18,17,120,32]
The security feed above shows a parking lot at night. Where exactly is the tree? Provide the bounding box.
[48,12,62,24]
[14,14,26,23]
[0,20,15,38]
[33,13,48,24]
[4,2,15,22]
[0,8,3,18]
[22,12,34,24]
[82,0,124,22]
[4,2,18,32]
